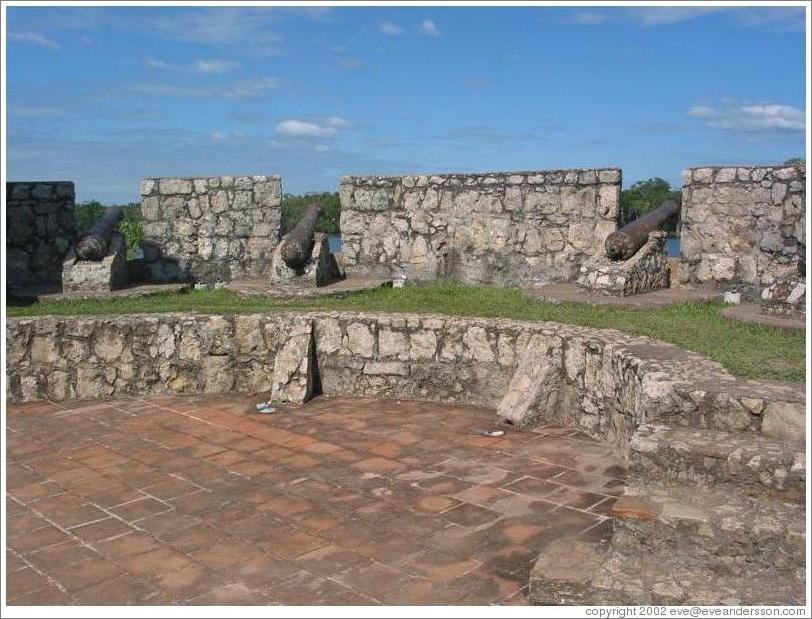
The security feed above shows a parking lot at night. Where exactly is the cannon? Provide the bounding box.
[605,200,679,261]
[279,204,322,270]
[76,207,124,261]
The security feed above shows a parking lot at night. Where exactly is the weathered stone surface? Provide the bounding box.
[611,495,657,521]
[761,401,805,443]
[269,320,316,405]
[6,181,76,288]
[761,275,805,319]
[578,231,670,296]
[140,175,282,284]
[680,165,805,298]
[497,335,563,426]
[7,311,803,455]
[529,538,608,605]
[62,233,128,292]
[269,232,343,288]
[339,168,621,286]
[629,423,804,492]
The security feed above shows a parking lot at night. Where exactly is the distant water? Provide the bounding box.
[666,236,681,258]
[328,234,342,254]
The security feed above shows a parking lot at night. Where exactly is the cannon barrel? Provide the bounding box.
[76,207,124,261]
[605,200,679,261]
[279,204,322,269]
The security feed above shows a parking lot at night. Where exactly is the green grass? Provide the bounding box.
[7,283,805,383]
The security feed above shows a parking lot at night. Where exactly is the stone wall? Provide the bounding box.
[140,176,282,283]
[339,169,621,286]
[7,311,803,452]
[679,165,806,297]
[5,182,76,288]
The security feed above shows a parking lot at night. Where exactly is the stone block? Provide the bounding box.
[497,334,563,426]
[761,402,805,443]
[528,538,608,605]
[269,321,317,405]
[62,233,128,293]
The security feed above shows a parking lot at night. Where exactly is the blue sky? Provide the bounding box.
[5,5,807,203]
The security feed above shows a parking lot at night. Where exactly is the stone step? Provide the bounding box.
[611,482,805,570]
[629,423,805,494]
[652,387,804,440]
[529,532,805,605]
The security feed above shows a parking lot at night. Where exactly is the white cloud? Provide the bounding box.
[196,59,240,74]
[8,31,60,51]
[687,106,716,119]
[276,117,350,138]
[566,11,608,25]
[129,77,279,101]
[146,9,281,46]
[145,57,171,69]
[9,105,65,118]
[145,57,240,74]
[418,20,441,36]
[379,21,404,36]
[210,131,248,141]
[626,8,720,26]
[222,78,279,100]
[689,102,805,132]
[732,8,806,32]
[341,58,362,70]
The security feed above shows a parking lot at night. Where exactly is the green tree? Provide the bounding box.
[279,192,341,235]
[619,178,682,230]
[75,200,142,259]
[74,200,106,232]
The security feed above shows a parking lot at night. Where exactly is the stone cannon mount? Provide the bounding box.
[268,203,344,288]
[62,207,128,293]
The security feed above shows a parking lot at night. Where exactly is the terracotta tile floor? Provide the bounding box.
[6,395,624,605]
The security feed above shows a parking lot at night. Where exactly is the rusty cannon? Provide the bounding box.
[278,204,322,270]
[75,206,124,261]
[604,200,679,261]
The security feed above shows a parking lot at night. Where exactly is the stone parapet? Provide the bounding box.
[6,310,802,453]
[339,168,621,286]
[6,181,76,288]
[139,175,282,283]
[679,165,805,299]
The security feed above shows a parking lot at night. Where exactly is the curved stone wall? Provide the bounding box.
[6,311,803,454]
